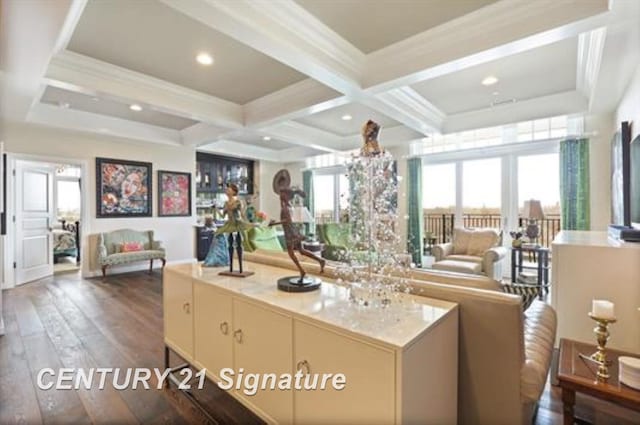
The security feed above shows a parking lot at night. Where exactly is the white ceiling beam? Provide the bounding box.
[577,27,607,111]
[340,124,424,150]
[159,0,365,96]
[359,87,445,135]
[45,51,243,129]
[198,140,282,162]
[260,121,343,152]
[442,90,588,134]
[243,79,348,128]
[181,123,231,147]
[28,103,182,146]
[364,0,610,92]
[0,0,85,121]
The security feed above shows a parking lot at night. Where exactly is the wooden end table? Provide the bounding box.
[557,338,640,425]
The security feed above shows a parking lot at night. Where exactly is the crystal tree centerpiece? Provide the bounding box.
[335,120,412,308]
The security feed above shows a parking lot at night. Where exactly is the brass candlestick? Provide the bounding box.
[580,313,617,382]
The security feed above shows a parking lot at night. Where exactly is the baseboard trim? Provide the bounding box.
[85,258,196,278]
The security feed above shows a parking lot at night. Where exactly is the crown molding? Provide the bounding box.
[243,79,347,128]
[28,103,182,146]
[364,0,610,92]
[46,50,243,128]
[577,27,607,111]
[159,0,364,95]
[442,90,588,134]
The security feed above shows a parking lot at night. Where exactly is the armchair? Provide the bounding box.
[432,228,506,280]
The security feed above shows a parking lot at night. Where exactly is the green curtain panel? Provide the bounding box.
[302,170,314,234]
[407,157,424,264]
[559,138,590,230]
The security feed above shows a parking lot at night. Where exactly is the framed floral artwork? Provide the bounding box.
[158,170,191,217]
[96,157,152,218]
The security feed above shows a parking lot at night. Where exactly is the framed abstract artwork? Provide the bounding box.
[158,170,191,217]
[96,157,152,218]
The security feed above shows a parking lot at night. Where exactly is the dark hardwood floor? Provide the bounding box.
[1,270,639,424]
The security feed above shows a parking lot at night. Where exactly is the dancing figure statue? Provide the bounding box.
[270,170,325,290]
[215,183,252,276]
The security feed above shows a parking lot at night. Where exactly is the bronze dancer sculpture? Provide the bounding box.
[270,170,325,291]
[215,183,253,277]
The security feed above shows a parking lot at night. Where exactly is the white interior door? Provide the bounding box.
[15,162,54,285]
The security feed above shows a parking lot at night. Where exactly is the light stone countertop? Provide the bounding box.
[166,262,458,350]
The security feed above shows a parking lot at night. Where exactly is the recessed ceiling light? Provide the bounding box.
[263,136,271,141]
[482,76,499,86]
[341,114,352,121]
[196,52,214,66]
[129,104,143,112]
[492,91,500,96]
[92,97,100,102]
[58,101,70,109]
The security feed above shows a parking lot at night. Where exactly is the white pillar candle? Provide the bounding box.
[592,300,615,319]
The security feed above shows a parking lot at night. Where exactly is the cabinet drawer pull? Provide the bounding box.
[233,329,243,343]
[296,360,310,374]
[219,321,229,335]
[182,302,190,314]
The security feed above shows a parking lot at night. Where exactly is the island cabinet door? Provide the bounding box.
[163,269,194,360]
[232,299,293,424]
[193,282,233,380]
[293,320,396,425]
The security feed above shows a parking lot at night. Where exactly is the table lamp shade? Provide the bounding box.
[523,199,545,220]
[289,206,314,223]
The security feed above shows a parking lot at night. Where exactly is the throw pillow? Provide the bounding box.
[452,228,473,254]
[467,229,500,256]
[203,234,230,267]
[121,241,144,252]
[501,283,540,311]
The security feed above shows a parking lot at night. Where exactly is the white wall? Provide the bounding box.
[585,113,615,230]
[4,122,197,279]
[616,64,640,140]
[257,160,285,221]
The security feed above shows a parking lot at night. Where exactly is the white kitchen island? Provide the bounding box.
[163,262,459,425]
[552,231,640,352]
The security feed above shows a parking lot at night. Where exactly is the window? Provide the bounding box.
[312,167,349,223]
[57,179,81,220]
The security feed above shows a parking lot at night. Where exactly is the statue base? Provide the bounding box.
[219,271,254,278]
[277,276,321,292]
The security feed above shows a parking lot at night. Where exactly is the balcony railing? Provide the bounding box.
[424,213,561,249]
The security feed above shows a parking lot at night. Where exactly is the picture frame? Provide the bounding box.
[158,170,192,217]
[96,157,152,218]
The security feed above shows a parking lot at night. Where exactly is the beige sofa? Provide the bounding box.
[244,250,556,425]
[432,228,507,280]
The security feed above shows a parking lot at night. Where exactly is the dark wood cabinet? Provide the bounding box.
[195,226,215,261]
[195,152,254,195]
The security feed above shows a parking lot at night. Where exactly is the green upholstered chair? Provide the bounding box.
[248,226,284,252]
[316,223,352,261]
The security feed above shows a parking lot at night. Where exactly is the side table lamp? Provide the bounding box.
[523,199,544,245]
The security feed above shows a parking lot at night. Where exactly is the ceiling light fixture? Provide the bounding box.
[482,76,499,86]
[263,136,271,141]
[129,104,143,112]
[58,101,70,109]
[196,52,214,66]
[341,114,352,121]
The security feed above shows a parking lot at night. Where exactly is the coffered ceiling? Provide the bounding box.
[294,0,498,53]
[1,0,637,162]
